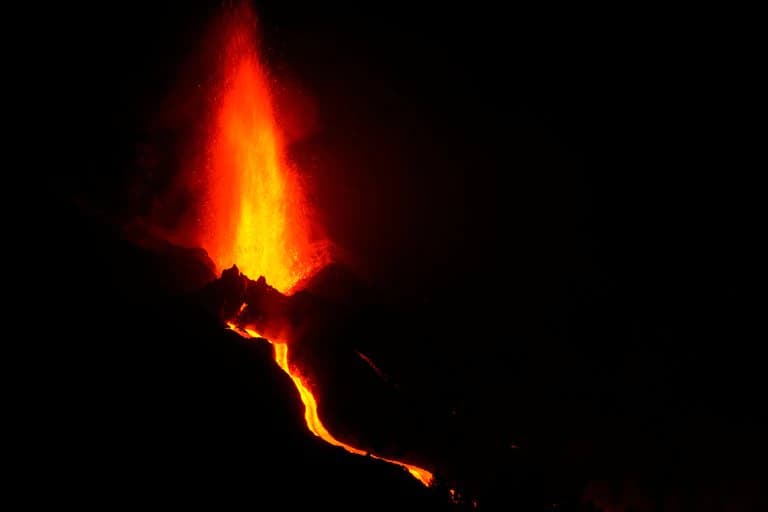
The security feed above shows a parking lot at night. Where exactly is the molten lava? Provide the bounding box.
[228,323,434,487]
[199,7,434,488]
[198,8,328,293]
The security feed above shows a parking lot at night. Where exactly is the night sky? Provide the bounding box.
[22,2,763,510]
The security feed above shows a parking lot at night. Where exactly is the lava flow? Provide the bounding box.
[196,7,433,487]
[227,322,434,487]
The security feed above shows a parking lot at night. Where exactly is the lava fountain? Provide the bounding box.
[194,6,433,487]
[198,6,328,294]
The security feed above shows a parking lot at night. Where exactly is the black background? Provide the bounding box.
[21,1,764,510]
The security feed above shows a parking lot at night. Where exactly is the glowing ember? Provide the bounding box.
[198,8,328,293]
[227,322,434,486]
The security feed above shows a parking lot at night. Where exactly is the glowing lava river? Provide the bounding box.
[227,322,434,486]
[193,6,434,487]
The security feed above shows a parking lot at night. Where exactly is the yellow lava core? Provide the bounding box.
[228,322,435,487]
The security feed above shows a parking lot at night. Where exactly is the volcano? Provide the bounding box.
[172,4,438,489]
[25,1,766,511]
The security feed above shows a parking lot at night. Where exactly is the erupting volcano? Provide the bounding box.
[192,6,434,487]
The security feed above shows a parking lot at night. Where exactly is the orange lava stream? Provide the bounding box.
[228,322,435,487]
